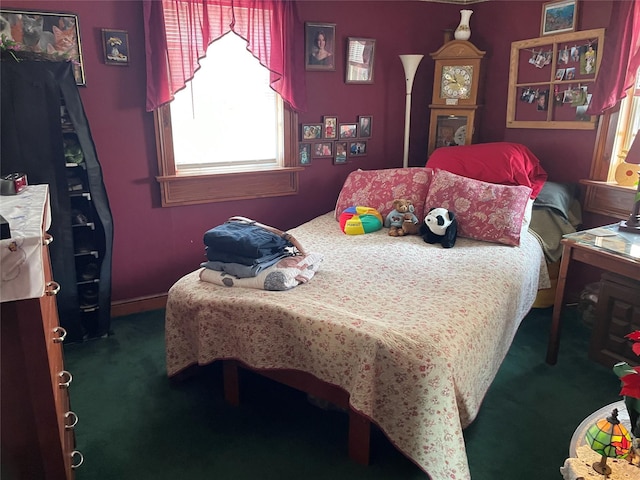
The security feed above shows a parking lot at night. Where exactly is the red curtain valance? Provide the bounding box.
[143,0,306,112]
[587,0,640,115]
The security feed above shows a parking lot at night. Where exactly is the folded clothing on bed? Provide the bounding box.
[201,252,291,278]
[204,220,293,259]
[200,252,324,291]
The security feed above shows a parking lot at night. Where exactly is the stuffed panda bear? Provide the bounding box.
[419,207,457,248]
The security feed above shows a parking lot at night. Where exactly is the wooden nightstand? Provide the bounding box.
[546,225,640,365]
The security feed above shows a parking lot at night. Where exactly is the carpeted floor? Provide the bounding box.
[64,306,620,479]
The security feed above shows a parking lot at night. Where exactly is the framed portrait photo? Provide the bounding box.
[334,141,348,164]
[339,123,358,139]
[305,22,336,71]
[299,143,312,166]
[313,142,333,158]
[346,37,376,84]
[301,123,323,141]
[540,0,578,36]
[102,29,129,66]
[358,116,372,138]
[349,141,367,157]
[0,9,85,85]
[323,116,338,139]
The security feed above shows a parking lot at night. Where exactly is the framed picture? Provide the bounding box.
[358,116,372,138]
[339,123,358,139]
[540,0,578,36]
[301,123,323,141]
[101,29,129,66]
[322,116,338,139]
[0,9,85,85]
[334,142,348,164]
[313,142,333,158]
[349,141,367,157]
[299,143,312,166]
[305,22,336,71]
[345,37,376,84]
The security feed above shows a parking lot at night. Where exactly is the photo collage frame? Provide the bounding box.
[299,115,372,166]
[519,37,598,121]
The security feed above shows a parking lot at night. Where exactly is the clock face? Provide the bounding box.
[440,65,473,99]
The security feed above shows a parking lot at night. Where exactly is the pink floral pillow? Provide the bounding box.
[424,169,532,246]
[335,168,433,221]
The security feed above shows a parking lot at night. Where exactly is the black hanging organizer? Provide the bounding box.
[1,57,114,343]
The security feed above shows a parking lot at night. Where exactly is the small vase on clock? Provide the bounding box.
[454,9,473,41]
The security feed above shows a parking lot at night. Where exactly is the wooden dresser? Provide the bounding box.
[1,185,82,479]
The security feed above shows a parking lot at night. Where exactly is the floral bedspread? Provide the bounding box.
[165,212,548,480]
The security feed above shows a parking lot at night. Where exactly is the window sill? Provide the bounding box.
[156,167,303,207]
[580,179,636,220]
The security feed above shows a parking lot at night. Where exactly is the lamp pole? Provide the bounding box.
[399,55,424,169]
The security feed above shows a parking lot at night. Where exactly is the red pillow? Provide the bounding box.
[426,142,547,198]
[424,169,532,246]
[334,168,433,222]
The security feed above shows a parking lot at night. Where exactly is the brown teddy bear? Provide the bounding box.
[384,199,420,236]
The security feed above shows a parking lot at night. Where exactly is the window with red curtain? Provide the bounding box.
[583,0,640,220]
[143,0,306,113]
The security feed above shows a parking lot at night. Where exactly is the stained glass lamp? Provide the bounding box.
[584,408,633,475]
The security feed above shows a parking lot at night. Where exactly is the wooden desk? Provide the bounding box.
[546,226,640,365]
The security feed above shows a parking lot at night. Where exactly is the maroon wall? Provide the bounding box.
[5,1,616,302]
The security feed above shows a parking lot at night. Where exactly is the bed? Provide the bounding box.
[165,143,550,480]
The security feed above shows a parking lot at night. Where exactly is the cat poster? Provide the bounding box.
[0,10,85,85]
[102,29,129,66]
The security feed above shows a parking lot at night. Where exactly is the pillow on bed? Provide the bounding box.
[426,142,547,198]
[334,167,433,222]
[424,169,532,246]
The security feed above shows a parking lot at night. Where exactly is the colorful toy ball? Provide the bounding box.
[339,206,383,235]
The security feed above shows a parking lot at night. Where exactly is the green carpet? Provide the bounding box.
[64,307,620,479]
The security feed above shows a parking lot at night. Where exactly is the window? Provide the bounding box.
[608,72,640,180]
[583,70,640,219]
[153,16,300,207]
[171,33,282,173]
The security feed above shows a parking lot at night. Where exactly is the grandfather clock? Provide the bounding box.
[427,40,485,157]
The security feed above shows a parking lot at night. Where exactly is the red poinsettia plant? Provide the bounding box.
[619,331,640,399]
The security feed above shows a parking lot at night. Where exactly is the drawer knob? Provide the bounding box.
[43,233,53,245]
[58,370,73,388]
[52,326,67,343]
[45,281,61,296]
[71,450,84,469]
[64,411,79,430]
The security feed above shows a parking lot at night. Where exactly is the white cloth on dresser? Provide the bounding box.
[0,184,50,302]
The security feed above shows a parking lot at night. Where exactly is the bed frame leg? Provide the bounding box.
[348,408,371,465]
[223,360,240,407]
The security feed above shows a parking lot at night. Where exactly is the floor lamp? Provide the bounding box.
[399,54,424,168]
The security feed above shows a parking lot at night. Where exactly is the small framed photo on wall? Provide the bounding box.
[339,123,357,139]
[102,29,130,66]
[334,142,348,164]
[323,116,338,139]
[313,142,333,158]
[349,141,367,157]
[301,124,323,141]
[299,143,312,166]
[305,22,336,71]
[358,116,372,138]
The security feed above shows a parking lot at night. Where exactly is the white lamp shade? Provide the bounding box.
[399,54,424,94]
